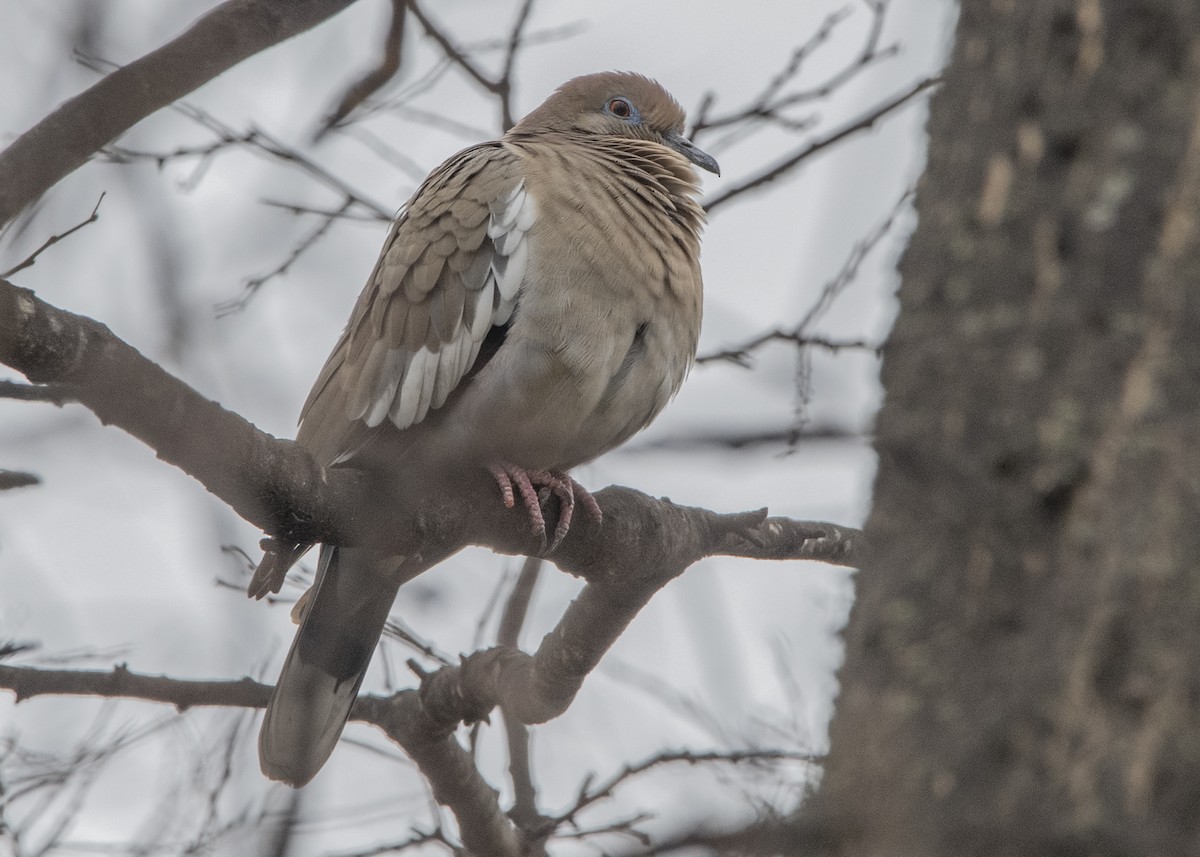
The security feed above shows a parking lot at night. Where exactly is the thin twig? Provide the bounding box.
[1,194,104,278]
[498,556,546,828]
[498,0,537,129]
[691,0,897,152]
[316,0,409,139]
[698,335,881,368]
[551,749,818,829]
[700,187,912,370]
[216,197,354,315]
[408,2,495,93]
[407,0,541,131]
[0,380,77,405]
[704,76,939,213]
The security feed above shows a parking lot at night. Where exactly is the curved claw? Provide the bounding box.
[486,464,602,550]
[488,463,548,545]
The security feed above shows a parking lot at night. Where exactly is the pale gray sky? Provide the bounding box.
[0,1,953,852]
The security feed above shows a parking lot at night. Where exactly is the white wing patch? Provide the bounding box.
[369,180,536,431]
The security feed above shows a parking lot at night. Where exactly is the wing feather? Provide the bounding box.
[296,143,537,462]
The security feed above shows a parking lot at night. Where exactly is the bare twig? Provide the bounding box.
[407,0,540,130]
[0,470,40,491]
[408,3,494,92]
[704,76,939,213]
[692,1,897,151]
[0,0,363,226]
[698,334,881,368]
[216,197,355,315]
[328,827,451,857]
[498,556,546,829]
[497,556,543,648]
[317,0,410,138]
[1,194,105,278]
[497,0,537,129]
[260,198,388,221]
[700,187,912,371]
[102,102,392,219]
[2,275,861,853]
[551,749,818,829]
[0,380,77,405]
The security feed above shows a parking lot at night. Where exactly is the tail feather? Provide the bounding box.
[259,545,397,786]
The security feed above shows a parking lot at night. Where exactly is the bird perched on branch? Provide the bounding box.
[248,71,718,786]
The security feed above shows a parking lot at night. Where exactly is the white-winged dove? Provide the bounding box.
[250,71,718,786]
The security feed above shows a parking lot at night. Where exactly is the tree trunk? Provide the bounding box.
[809,1,1200,854]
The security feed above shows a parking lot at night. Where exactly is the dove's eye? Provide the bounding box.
[606,97,638,122]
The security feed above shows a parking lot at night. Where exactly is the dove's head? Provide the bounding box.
[511,71,720,176]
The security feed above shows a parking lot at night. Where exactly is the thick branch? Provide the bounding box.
[408,498,860,733]
[1,281,862,852]
[0,278,360,545]
[0,0,361,226]
[0,277,864,567]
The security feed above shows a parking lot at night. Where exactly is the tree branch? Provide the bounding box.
[704,75,939,213]
[0,0,363,226]
[316,0,409,138]
[0,276,864,566]
[1,193,105,278]
[496,557,546,829]
[0,277,359,546]
[0,470,40,491]
[1,277,862,853]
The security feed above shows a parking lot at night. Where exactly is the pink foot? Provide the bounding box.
[487,464,603,550]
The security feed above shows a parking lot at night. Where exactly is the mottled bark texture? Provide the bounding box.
[809,2,1200,854]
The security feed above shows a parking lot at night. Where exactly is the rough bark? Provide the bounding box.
[809,2,1200,854]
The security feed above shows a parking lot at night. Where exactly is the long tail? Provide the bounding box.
[259,545,397,786]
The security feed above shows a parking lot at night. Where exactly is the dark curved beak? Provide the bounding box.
[665,132,720,176]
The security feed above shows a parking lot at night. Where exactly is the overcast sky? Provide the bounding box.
[0,1,953,853]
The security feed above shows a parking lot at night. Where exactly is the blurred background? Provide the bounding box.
[0,1,952,853]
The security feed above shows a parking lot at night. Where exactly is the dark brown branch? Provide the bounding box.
[497,556,546,830]
[0,277,362,545]
[0,664,270,709]
[1,276,862,568]
[0,0,363,227]
[1,193,105,278]
[358,691,524,857]
[409,2,495,93]
[316,0,409,138]
[704,75,939,213]
[497,0,537,130]
[497,556,543,648]
[1,279,861,851]
[0,380,77,405]
[407,0,539,131]
[0,470,40,491]
[407,500,860,738]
